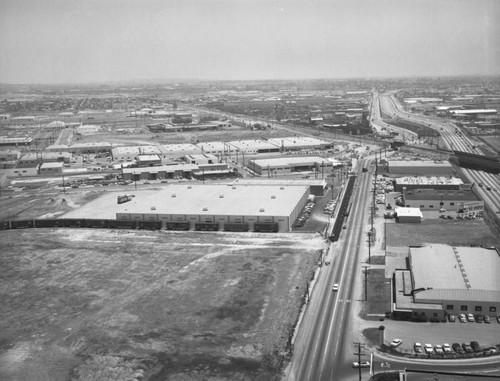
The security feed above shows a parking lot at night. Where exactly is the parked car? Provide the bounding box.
[434,345,444,355]
[352,361,370,368]
[443,343,452,353]
[332,283,339,292]
[448,314,456,322]
[497,315,500,323]
[462,343,474,353]
[470,341,480,352]
[458,313,467,323]
[475,314,483,323]
[484,315,491,324]
[424,344,433,354]
[452,343,464,354]
[390,339,403,348]
[414,342,423,353]
[467,313,475,322]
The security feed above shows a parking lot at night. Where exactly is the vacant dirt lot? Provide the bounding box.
[0,228,323,381]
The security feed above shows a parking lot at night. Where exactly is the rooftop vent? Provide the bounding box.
[232,186,236,189]
[280,187,284,190]
[187,185,192,189]
[171,194,176,197]
[260,208,265,212]
[271,195,276,199]
[203,207,208,211]
[219,194,224,198]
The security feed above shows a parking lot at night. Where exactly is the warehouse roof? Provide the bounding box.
[250,156,333,168]
[394,207,423,218]
[159,144,201,155]
[404,189,479,202]
[410,245,500,302]
[228,139,279,151]
[117,184,308,217]
[388,160,452,168]
[267,136,331,148]
[395,176,463,186]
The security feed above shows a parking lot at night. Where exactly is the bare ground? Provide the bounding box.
[0,229,324,381]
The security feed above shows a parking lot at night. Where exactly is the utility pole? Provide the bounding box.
[353,342,365,381]
[367,231,372,264]
[362,265,369,301]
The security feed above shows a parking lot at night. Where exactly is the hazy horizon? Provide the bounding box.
[1,0,499,85]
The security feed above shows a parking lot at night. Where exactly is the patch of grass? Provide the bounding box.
[361,269,391,319]
[386,219,500,247]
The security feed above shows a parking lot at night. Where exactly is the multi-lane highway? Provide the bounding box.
[378,92,500,215]
[286,163,374,381]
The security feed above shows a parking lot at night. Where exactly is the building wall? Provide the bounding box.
[405,199,465,211]
[388,163,454,176]
[117,212,292,232]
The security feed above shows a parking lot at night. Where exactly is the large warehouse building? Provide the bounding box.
[248,156,340,176]
[393,244,500,321]
[116,184,310,232]
[387,160,454,176]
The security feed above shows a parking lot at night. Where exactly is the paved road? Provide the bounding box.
[286,162,374,380]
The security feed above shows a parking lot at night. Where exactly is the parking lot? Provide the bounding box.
[382,318,500,357]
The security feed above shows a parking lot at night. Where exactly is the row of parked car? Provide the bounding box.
[294,201,316,227]
[448,313,499,324]
[322,200,336,215]
[414,341,496,355]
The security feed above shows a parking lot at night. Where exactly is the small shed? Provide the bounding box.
[395,207,422,223]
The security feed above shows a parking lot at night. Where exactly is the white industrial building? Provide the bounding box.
[248,156,337,176]
[394,207,423,223]
[393,244,500,321]
[403,189,480,211]
[266,136,334,152]
[394,176,464,192]
[116,184,310,232]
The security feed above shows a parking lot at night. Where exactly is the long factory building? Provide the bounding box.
[115,183,311,232]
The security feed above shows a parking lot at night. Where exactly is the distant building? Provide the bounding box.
[0,149,20,162]
[136,154,162,167]
[403,188,480,211]
[387,160,454,176]
[248,156,336,176]
[183,153,218,165]
[394,176,464,192]
[39,162,63,176]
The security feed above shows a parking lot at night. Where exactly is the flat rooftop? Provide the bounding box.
[388,160,452,168]
[395,176,463,186]
[117,184,308,217]
[250,156,333,167]
[405,189,478,202]
[410,244,500,291]
[267,136,331,148]
[228,139,279,151]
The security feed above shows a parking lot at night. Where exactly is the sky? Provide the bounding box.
[0,0,499,84]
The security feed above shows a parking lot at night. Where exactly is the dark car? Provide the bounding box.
[452,343,464,354]
[470,341,480,352]
[483,315,491,324]
[448,314,456,322]
[462,343,474,353]
[475,314,483,323]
